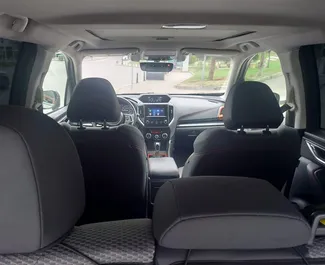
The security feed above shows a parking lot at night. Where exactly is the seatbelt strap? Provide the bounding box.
[280,103,293,113]
[282,73,297,197]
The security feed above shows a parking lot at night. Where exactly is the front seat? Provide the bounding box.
[65,78,148,224]
[180,81,301,191]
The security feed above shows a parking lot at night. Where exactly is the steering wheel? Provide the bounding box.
[117,96,137,126]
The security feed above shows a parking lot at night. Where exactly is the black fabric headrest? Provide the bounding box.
[223,81,283,129]
[153,176,310,250]
[67,78,122,123]
[0,106,85,254]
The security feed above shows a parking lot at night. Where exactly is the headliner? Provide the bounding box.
[1,0,325,53]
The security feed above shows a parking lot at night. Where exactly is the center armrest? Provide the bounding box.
[149,157,179,179]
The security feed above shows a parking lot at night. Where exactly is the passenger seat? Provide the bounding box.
[64,78,148,224]
[180,81,301,191]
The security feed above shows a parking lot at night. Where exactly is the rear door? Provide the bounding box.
[290,44,325,207]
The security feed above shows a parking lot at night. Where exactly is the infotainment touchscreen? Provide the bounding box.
[146,107,167,117]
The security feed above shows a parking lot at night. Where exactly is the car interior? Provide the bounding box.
[2,0,325,264]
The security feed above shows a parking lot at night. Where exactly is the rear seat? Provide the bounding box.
[1,105,325,264]
[153,176,311,264]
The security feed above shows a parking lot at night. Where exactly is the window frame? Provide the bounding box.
[241,51,287,104]
[42,51,76,115]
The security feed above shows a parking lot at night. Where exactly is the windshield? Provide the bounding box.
[82,54,232,95]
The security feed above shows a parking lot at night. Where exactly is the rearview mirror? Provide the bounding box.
[140,62,173,72]
[43,90,61,112]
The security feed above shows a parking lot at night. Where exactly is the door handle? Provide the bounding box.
[306,140,325,166]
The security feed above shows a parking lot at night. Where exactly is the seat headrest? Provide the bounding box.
[223,81,283,129]
[0,106,85,254]
[153,176,310,250]
[67,78,122,123]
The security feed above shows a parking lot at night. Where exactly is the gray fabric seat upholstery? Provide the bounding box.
[0,105,155,265]
[0,106,85,254]
[153,176,313,265]
[64,78,148,225]
[180,81,301,191]
[153,176,310,250]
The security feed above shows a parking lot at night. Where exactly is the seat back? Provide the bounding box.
[153,177,312,265]
[68,125,148,224]
[0,106,84,254]
[66,78,148,224]
[182,81,300,190]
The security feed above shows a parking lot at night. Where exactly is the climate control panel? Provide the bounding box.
[145,128,170,141]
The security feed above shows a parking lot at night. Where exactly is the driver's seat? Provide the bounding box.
[64,78,148,225]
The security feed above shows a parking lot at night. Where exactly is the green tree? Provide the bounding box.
[189,55,200,65]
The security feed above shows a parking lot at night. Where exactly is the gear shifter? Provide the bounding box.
[154,142,161,157]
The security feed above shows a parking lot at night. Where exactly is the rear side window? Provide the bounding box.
[244,51,286,104]
[0,38,21,104]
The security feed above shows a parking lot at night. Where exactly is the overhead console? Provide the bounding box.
[138,94,174,158]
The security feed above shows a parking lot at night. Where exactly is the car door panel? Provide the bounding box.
[290,45,325,207]
[291,137,325,206]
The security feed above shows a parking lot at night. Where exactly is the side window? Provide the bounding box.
[0,38,22,105]
[42,52,68,114]
[244,51,286,104]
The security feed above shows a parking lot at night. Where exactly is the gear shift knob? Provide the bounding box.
[154,142,161,152]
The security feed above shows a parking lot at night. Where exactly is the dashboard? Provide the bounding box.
[118,94,224,126]
[117,94,224,161]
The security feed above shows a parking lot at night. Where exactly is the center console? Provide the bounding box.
[138,95,174,158]
[148,157,179,216]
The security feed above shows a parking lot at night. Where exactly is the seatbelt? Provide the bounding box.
[282,73,297,197]
[280,73,296,114]
[280,102,293,113]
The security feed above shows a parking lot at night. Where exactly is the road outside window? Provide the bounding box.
[42,52,67,113]
[245,51,286,104]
